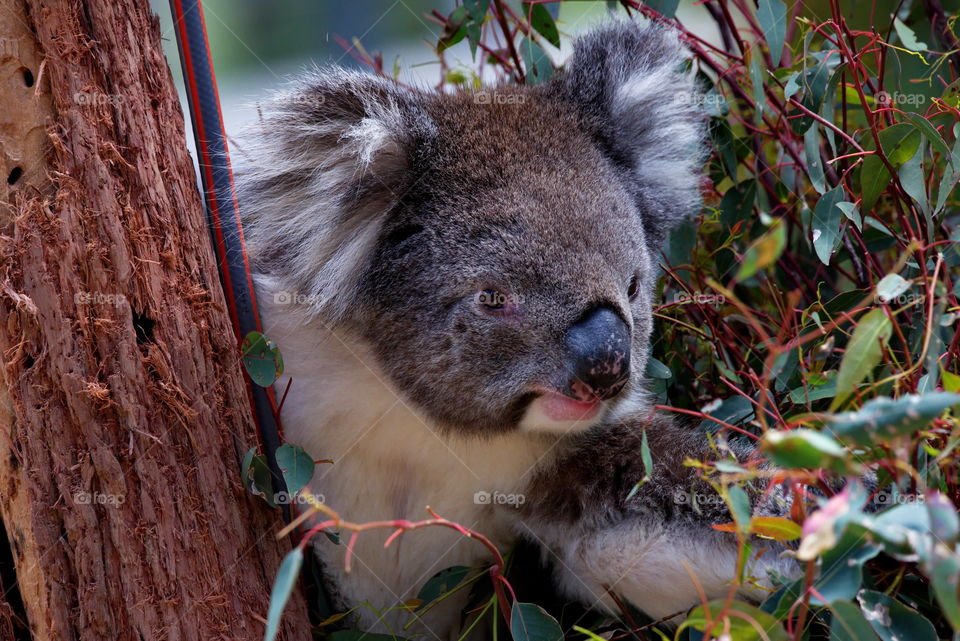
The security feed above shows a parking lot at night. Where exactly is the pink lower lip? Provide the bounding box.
[538,392,601,422]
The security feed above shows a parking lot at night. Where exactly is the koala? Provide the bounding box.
[237,21,797,639]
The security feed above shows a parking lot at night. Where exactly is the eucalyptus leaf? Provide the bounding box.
[812,186,846,265]
[757,0,787,66]
[510,602,563,641]
[416,566,473,610]
[830,599,880,641]
[275,444,315,497]
[762,429,849,471]
[875,274,910,303]
[683,599,789,640]
[242,331,285,387]
[832,309,892,408]
[856,590,937,641]
[830,392,960,445]
[893,17,928,51]
[523,2,560,48]
[263,548,304,641]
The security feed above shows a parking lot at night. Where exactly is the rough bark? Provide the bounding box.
[0,0,311,639]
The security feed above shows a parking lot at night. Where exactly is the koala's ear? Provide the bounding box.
[547,22,705,248]
[236,69,434,322]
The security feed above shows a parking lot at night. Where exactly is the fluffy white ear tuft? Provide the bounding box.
[235,69,434,322]
[548,22,706,248]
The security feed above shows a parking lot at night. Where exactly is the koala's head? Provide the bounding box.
[238,22,705,437]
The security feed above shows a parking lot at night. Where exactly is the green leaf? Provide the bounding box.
[836,201,861,230]
[788,376,838,404]
[792,50,836,134]
[463,0,490,57]
[830,600,880,641]
[644,0,680,18]
[762,429,849,470]
[737,219,786,280]
[832,308,892,408]
[945,79,960,108]
[437,6,469,52]
[784,71,801,99]
[860,152,890,212]
[416,566,473,609]
[510,602,563,641]
[244,450,276,508]
[901,112,951,160]
[926,490,960,544]
[626,429,654,500]
[813,529,881,604]
[749,48,766,123]
[941,366,960,392]
[463,0,490,20]
[879,123,922,168]
[750,516,802,541]
[698,396,754,431]
[893,17,928,51]
[263,547,304,641]
[523,2,560,48]
[645,357,673,380]
[875,274,910,302]
[812,186,846,265]
[520,36,553,85]
[936,123,960,213]
[275,444,315,497]
[898,141,930,216]
[858,124,920,212]
[830,392,960,445]
[727,485,753,534]
[241,331,284,387]
[918,527,960,632]
[682,599,789,640]
[805,123,826,194]
[856,590,937,641]
[640,429,653,480]
[757,0,787,66]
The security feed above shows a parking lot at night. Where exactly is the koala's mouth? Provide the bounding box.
[537,391,604,422]
[516,388,615,434]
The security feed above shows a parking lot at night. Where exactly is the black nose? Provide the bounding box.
[564,306,631,401]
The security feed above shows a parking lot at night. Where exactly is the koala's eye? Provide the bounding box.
[384,223,424,249]
[627,275,640,301]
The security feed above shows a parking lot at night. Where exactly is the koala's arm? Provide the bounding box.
[517,413,797,620]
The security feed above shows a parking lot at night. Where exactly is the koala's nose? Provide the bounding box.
[564,306,631,401]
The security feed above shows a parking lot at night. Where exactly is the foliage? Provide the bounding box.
[248,1,960,639]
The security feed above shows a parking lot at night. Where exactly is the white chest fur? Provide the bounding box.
[260,294,553,636]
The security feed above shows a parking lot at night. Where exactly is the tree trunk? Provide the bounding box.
[0,0,311,639]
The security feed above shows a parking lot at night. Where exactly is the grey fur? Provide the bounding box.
[237,20,794,637]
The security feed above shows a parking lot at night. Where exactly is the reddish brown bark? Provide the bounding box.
[0,0,310,639]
